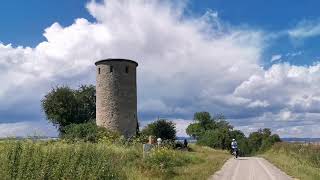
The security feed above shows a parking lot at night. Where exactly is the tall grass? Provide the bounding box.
[262,142,320,180]
[0,140,230,180]
[0,140,140,180]
[134,144,230,180]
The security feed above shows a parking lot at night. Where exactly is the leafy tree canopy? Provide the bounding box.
[186,112,281,155]
[41,85,96,134]
[186,112,232,139]
[141,119,176,140]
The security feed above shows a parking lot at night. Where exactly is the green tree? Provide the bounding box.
[186,111,281,155]
[248,128,281,153]
[186,112,233,140]
[186,123,204,139]
[262,128,272,137]
[215,119,233,131]
[270,134,281,142]
[197,128,231,149]
[41,86,78,132]
[74,85,96,123]
[248,130,263,153]
[41,85,96,133]
[141,119,176,140]
[186,112,216,138]
[194,112,212,130]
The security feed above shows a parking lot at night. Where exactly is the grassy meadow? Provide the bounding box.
[262,142,320,180]
[0,140,230,180]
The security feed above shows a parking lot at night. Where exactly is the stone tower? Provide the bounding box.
[95,58,138,137]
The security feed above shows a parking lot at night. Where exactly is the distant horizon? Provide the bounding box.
[2,135,320,140]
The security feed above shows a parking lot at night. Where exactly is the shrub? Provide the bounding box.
[62,122,119,143]
[141,119,176,140]
[197,129,231,150]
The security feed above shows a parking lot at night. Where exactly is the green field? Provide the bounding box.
[262,142,320,180]
[0,140,230,180]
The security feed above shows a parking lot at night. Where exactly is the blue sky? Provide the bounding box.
[0,0,94,46]
[0,0,320,137]
[1,0,320,66]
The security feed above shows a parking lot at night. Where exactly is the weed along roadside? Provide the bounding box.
[139,135,231,179]
[261,142,320,180]
[0,139,230,180]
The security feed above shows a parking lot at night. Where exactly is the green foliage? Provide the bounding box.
[141,119,176,140]
[41,85,96,133]
[74,85,96,123]
[194,112,212,130]
[186,123,204,139]
[186,112,233,140]
[62,122,119,143]
[248,128,281,153]
[197,129,228,149]
[41,86,78,131]
[187,112,281,155]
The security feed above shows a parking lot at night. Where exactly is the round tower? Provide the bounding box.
[95,58,138,137]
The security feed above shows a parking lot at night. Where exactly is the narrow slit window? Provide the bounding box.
[125,66,129,73]
[98,68,100,74]
[110,66,113,73]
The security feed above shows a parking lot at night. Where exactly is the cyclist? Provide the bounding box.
[231,139,238,158]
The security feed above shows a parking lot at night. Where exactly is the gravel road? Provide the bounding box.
[210,157,293,180]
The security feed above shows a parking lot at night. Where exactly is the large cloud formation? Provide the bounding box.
[0,0,319,137]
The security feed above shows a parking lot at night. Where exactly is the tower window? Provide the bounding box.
[125,66,129,73]
[110,66,113,73]
[98,68,100,74]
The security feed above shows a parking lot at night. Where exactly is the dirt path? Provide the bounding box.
[210,157,293,180]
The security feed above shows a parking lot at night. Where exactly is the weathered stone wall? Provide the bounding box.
[95,59,138,137]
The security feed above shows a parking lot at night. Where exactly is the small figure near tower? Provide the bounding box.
[95,58,138,137]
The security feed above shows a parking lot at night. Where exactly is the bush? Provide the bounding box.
[141,119,176,140]
[62,122,119,143]
[248,128,281,153]
[197,129,231,150]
